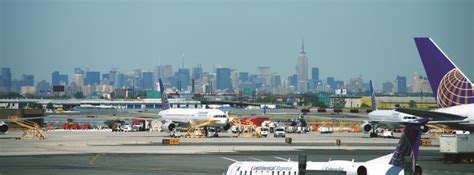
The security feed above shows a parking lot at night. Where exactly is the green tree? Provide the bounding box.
[73,92,85,99]
[46,102,54,111]
[408,100,417,108]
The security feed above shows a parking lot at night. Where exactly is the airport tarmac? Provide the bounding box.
[0,130,439,156]
[1,150,473,175]
[1,130,468,175]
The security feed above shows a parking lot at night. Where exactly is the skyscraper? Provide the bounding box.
[257,67,272,87]
[177,68,190,91]
[311,67,319,82]
[296,39,309,92]
[141,71,154,91]
[21,74,34,86]
[192,64,203,80]
[1,68,12,92]
[239,72,249,82]
[396,75,407,94]
[52,71,68,85]
[85,71,100,86]
[216,68,232,91]
[52,71,60,85]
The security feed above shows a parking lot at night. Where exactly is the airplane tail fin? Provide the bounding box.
[414,37,474,107]
[369,80,377,111]
[389,118,429,173]
[158,78,170,110]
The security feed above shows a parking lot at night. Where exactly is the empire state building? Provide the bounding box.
[296,39,308,92]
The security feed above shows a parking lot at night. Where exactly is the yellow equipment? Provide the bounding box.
[8,116,47,140]
[184,120,216,138]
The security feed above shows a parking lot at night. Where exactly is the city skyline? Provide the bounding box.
[1,0,473,87]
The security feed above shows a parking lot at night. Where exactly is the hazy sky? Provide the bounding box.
[1,0,473,89]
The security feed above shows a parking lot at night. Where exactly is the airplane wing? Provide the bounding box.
[395,108,467,121]
[366,153,393,164]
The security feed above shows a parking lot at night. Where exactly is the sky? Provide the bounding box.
[1,0,473,89]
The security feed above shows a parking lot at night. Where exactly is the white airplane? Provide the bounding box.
[157,79,231,135]
[0,121,8,133]
[224,119,428,175]
[396,37,474,131]
[361,81,426,137]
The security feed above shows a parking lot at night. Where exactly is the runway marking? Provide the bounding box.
[89,153,105,165]
[248,157,263,161]
[221,156,238,162]
[274,156,290,161]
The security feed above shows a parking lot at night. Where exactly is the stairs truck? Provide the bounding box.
[440,134,474,163]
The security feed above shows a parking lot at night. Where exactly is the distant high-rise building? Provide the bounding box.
[239,72,249,82]
[288,74,298,88]
[73,74,84,86]
[410,72,432,93]
[108,69,118,86]
[257,67,272,86]
[114,73,126,88]
[296,39,309,92]
[154,64,174,80]
[1,68,12,92]
[141,71,154,90]
[36,80,50,94]
[396,75,407,94]
[272,74,282,88]
[177,68,190,91]
[59,74,68,85]
[216,68,232,91]
[327,77,335,91]
[85,71,100,86]
[52,71,60,85]
[310,67,320,90]
[311,67,319,82]
[192,64,203,80]
[383,81,394,93]
[52,71,68,85]
[231,69,239,90]
[21,74,34,86]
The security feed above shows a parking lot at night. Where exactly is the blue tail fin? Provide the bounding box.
[369,80,377,111]
[158,79,170,110]
[389,118,429,173]
[414,37,474,108]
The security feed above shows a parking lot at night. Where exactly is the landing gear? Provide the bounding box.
[370,124,378,138]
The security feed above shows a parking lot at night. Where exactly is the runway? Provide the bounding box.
[1,150,473,175]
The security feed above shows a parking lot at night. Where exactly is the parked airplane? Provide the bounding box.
[361,81,425,137]
[157,79,231,135]
[0,121,8,133]
[224,118,428,175]
[396,37,474,131]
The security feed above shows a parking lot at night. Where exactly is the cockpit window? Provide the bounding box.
[213,115,227,118]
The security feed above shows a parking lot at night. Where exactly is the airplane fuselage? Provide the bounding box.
[158,108,229,126]
[368,109,419,128]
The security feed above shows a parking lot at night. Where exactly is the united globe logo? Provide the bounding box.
[437,68,474,108]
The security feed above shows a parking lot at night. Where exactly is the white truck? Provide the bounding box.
[273,127,286,138]
[256,127,269,137]
[440,134,474,163]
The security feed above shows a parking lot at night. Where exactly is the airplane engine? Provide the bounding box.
[340,164,367,175]
[356,165,367,175]
[420,125,429,133]
[223,123,231,131]
[0,122,8,133]
[360,122,373,133]
[161,121,176,132]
